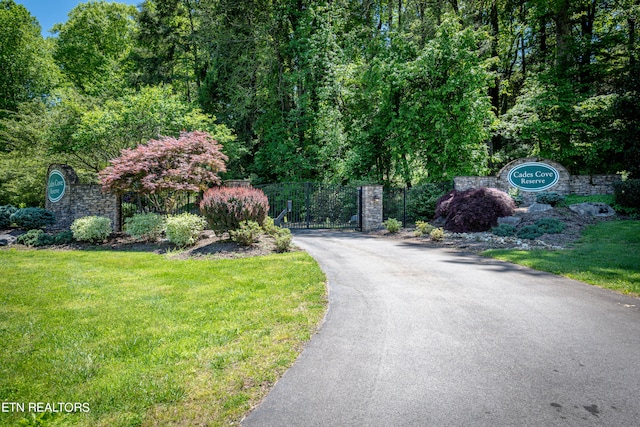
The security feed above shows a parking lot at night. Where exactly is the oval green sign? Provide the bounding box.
[47,170,66,203]
[508,162,559,192]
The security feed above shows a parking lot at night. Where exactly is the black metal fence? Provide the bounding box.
[121,192,201,219]
[383,182,453,227]
[256,182,361,229]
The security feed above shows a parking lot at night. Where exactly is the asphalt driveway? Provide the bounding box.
[242,230,640,426]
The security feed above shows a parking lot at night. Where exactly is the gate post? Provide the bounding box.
[359,185,383,232]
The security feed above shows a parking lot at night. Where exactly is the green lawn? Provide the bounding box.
[484,221,640,296]
[0,249,326,427]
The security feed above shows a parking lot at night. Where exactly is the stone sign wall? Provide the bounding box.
[45,164,120,231]
[454,157,621,203]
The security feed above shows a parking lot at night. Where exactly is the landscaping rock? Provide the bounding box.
[498,216,522,227]
[527,202,553,213]
[0,234,17,246]
[569,202,616,217]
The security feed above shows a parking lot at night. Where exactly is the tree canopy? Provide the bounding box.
[1,0,638,206]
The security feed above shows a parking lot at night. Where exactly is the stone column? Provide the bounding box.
[360,185,383,232]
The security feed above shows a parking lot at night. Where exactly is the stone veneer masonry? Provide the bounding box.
[360,185,383,231]
[454,157,621,203]
[45,164,120,231]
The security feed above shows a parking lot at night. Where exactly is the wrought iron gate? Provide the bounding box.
[256,182,361,229]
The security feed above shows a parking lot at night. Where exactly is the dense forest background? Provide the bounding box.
[1,0,638,206]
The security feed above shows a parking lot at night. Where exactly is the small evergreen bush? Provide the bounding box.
[10,207,56,230]
[262,216,280,236]
[200,187,269,235]
[71,216,112,242]
[516,225,544,240]
[17,230,75,247]
[613,179,640,210]
[536,192,565,206]
[383,218,401,233]
[165,213,206,247]
[125,213,165,241]
[492,224,516,236]
[17,230,51,247]
[430,227,445,241]
[0,205,18,229]
[535,218,566,234]
[230,220,263,246]
[52,230,74,245]
[434,187,516,233]
[274,228,293,253]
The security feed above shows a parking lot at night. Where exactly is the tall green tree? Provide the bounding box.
[0,0,58,119]
[52,1,138,96]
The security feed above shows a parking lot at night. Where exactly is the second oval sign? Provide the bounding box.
[508,162,559,192]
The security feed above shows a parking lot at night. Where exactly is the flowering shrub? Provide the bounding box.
[164,213,206,247]
[124,213,165,241]
[71,216,112,242]
[200,187,269,235]
[10,208,56,230]
[99,131,227,211]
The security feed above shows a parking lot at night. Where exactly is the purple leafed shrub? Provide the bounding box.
[200,187,269,234]
[434,187,516,233]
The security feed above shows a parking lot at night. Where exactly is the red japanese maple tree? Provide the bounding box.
[100,131,227,210]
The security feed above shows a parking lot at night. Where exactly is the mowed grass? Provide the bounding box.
[485,221,640,296]
[0,249,326,426]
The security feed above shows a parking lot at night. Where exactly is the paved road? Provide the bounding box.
[243,230,640,426]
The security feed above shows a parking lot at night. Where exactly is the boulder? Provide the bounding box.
[498,216,522,227]
[569,202,616,217]
[527,202,553,213]
[0,234,17,246]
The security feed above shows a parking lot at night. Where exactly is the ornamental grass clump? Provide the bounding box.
[434,187,516,233]
[200,187,269,235]
[164,213,206,247]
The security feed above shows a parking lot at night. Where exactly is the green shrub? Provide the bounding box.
[516,225,544,240]
[18,230,75,247]
[535,218,566,234]
[430,227,445,241]
[17,229,52,247]
[10,207,56,230]
[405,183,451,222]
[125,213,165,241]
[492,224,516,236]
[414,220,435,236]
[0,205,18,229]
[384,218,401,233]
[613,179,640,211]
[52,230,74,245]
[230,220,263,246]
[508,188,524,206]
[274,228,293,253]
[71,216,113,243]
[165,213,206,247]
[536,192,565,206]
[262,216,281,236]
